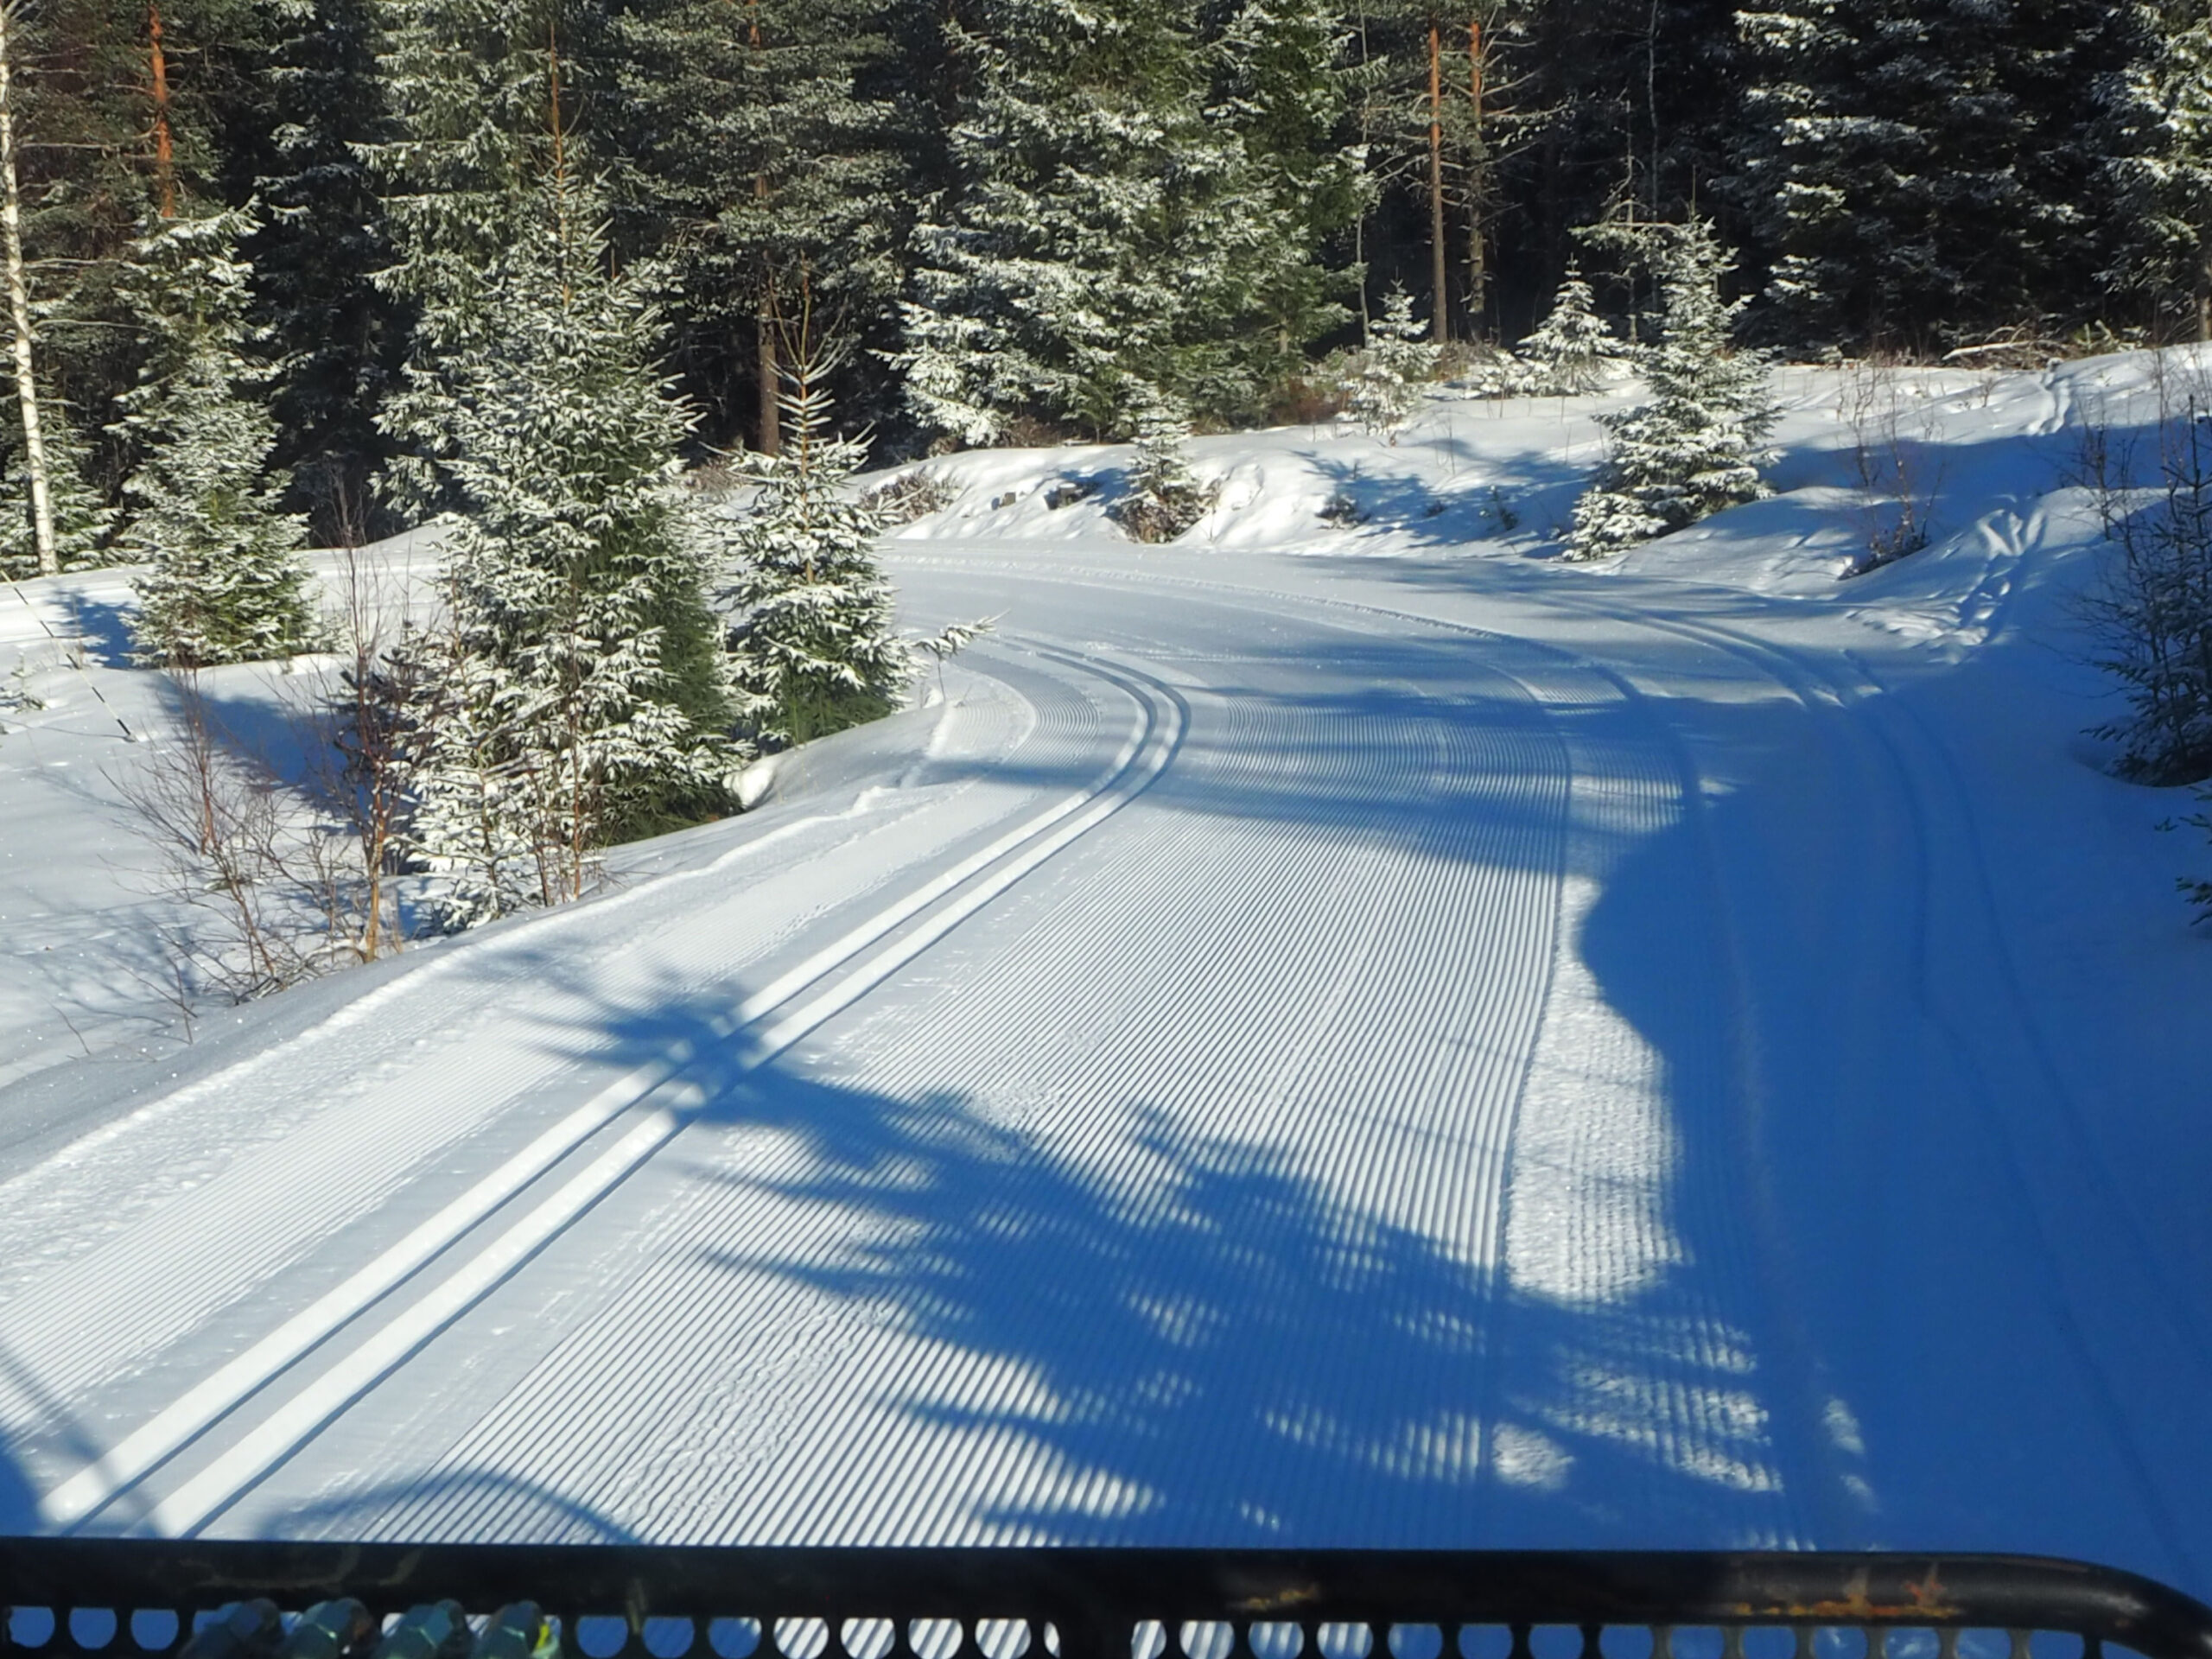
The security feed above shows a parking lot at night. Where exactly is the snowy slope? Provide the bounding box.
[1,354,2209,1590]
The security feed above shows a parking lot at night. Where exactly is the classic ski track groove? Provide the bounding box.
[302,599,1579,1546]
[893,559,1814,1530]
[30,641,1181,1535]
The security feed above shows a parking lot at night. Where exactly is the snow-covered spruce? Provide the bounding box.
[1112,386,1217,543]
[723,346,908,752]
[117,205,320,669]
[398,165,734,931]
[1567,220,1778,562]
[895,0,1359,442]
[1517,264,1619,396]
[1342,285,1439,443]
[2,404,112,581]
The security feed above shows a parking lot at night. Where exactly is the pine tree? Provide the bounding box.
[725,334,906,750]
[401,160,734,918]
[118,204,320,667]
[1516,263,1618,394]
[1111,385,1214,543]
[1343,284,1440,442]
[1567,219,1777,560]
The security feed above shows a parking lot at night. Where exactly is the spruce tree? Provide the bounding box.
[1111,385,1213,543]
[1567,219,1777,559]
[607,0,906,454]
[238,0,402,541]
[898,0,1344,442]
[402,159,734,915]
[1,407,112,579]
[118,205,320,667]
[2109,1,2212,340]
[725,337,906,750]
[1731,0,2137,344]
[363,0,574,513]
[1517,264,1618,394]
[1344,285,1440,442]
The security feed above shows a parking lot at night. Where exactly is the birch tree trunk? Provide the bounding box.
[0,2,57,577]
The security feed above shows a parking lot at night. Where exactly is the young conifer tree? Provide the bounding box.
[1344,284,1440,442]
[2,406,111,577]
[1112,384,1213,543]
[401,154,735,923]
[1567,220,1777,560]
[1518,264,1618,395]
[119,204,320,667]
[724,324,906,751]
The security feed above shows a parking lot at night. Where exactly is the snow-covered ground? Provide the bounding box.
[2,353,2209,1591]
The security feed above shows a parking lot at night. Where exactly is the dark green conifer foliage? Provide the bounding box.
[607,0,909,454]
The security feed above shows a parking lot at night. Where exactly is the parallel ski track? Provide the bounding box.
[18,642,1179,1536]
[260,569,1810,1548]
[0,671,1054,1463]
[893,556,1865,1543]
[296,608,1577,1546]
[0,672,1052,1313]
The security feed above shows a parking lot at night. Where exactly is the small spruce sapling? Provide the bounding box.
[1566,220,1777,561]
[1112,385,1217,543]
[2,406,112,579]
[724,324,910,750]
[1518,264,1618,396]
[1343,286,1439,442]
[118,205,321,667]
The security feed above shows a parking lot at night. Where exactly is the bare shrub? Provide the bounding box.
[1839,357,1945,575]
[118,672,378,1002]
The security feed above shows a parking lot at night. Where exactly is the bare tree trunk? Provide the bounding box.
[1465,17,1487,337]
[1427,22,1448,346]
[148,3,174,218]
[0,3,55,576]
[757,307,780,456]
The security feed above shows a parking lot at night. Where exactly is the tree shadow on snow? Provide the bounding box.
[476,970,1818,1548]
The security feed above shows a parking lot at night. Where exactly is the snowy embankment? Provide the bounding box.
[2,350,2209,1584]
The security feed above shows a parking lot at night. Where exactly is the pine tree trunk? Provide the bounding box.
[1427,22,1449,346]
[148,3,174,219]
[1465,18,1487,336]
[2199,249,2211,345]
[0,3,57,577]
